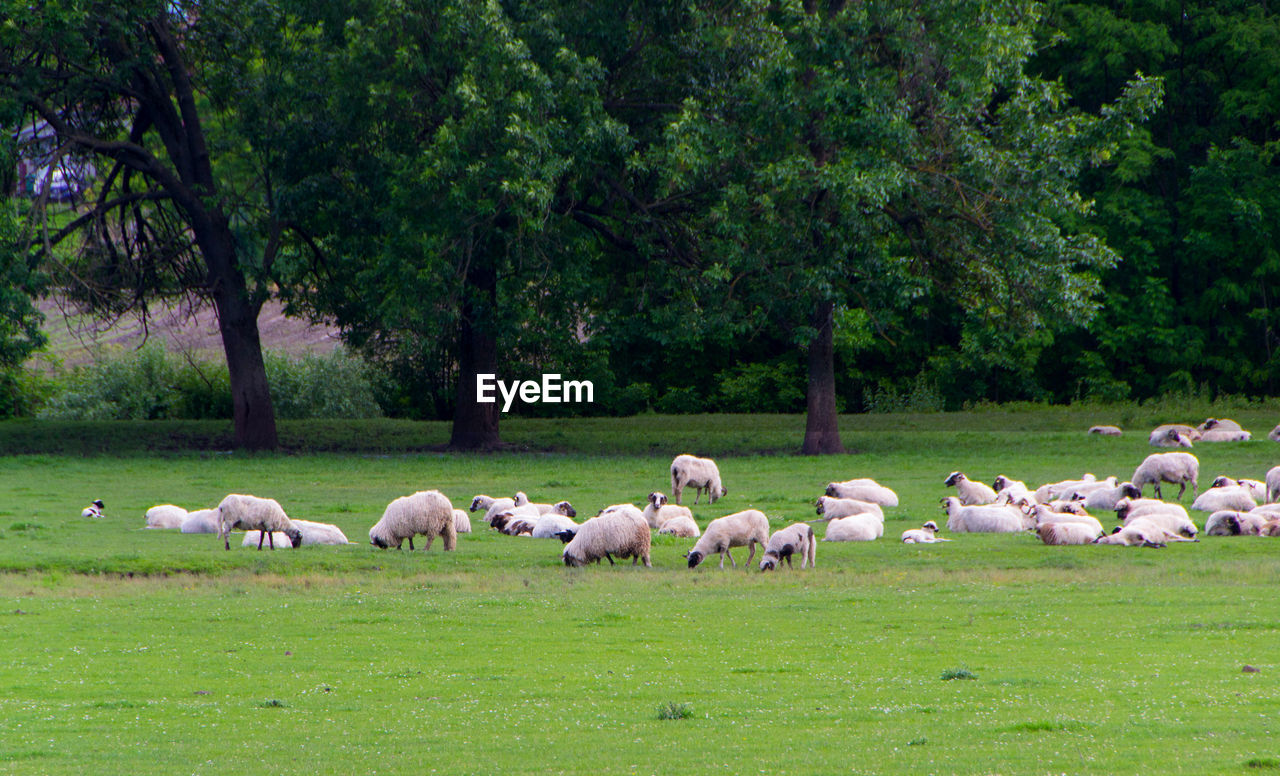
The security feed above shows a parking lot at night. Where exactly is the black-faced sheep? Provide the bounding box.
[1132,452,1199,500]
[81,499,104,519]
[901,521,948,544]
[290,519,352,545]
[670,454,727,505]
[943,472,997,505]
[215,494,302,551]
[562,508,651,568]
[1150,427,1195,448]
[1115,498,1198,538]
[686,509,770,569]
[370,490,458,551]
[1076,482,1142,511]
[759,523,816,571]
[1204,511,1270,536]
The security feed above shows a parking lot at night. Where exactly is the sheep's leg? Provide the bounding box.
[1176,481,1186,500]
[693,486,702,505]
[605,552,615,565]
[224,537,231,551]
[408,537,415,551]
[267,532,276,550]
[722,550,734,569]
[745,541,757,567]
[424,535,434,551]
[1153,483,1163,500]
[258,531,267,550]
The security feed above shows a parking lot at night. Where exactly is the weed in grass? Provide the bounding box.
[657,702,693,721]
[260,699,287,709]
[907,737,927,747]
[1246,758,1280,770]
[941,667,978,681]
[9,522,42,531]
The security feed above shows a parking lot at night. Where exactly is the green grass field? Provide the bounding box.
[2,412,1280,774]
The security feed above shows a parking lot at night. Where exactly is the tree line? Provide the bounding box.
[5,1,1265,452]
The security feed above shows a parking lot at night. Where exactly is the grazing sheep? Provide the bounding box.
[290,519,351,545]
[369,490,457,551]
[823,514,883,542]
[1037,522,1102,545]
[1191,481,1257,513]
[1078,482,1142,511]
[531,513,580,539]
[686,509,770,569]
[453,509,472,534]
[643,492,694,530]
[215,494,301,551]
[1204,511,1270,536]
[562,508,651,568]
[81,499,104,519]
[759,523,816,571]
[943,472,997,506]
[144,504,188,530]
[657,515,701,538]
[901,521,949,544]
[180,508,219,534]
[824,479,899,507]
[941,497,1033,533]
[1088,425,1123,436]
[670,454,727,505]
[813,496,884,521]
[1150,427,1195,448]
[1034,475,1098,503]
[1132,452,1199,500]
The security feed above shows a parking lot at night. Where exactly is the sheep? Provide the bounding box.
[1149,427,1195,448]
[1114,499,1198,538]
[824,479,899,507]
[643,492,694,530]
[290,519,351,545]
[1204,511,1271,536]
[369,490,457,551]
[941,497,1033,533]
[1093,520,1172,548]
[901,521,949,544]
[1232,478,1268,502]
[1198,418,1244,433]
[1077,481,1142,511]
[1270,425,1280,443]
[180,509,220,534]
[1190,482,1256,513]
[823,514,883,542]
[562,508,651,568]
[992,475,1034,505]
[1088,425,1123,436]
[1199,429,1251,442]
[1027,503,1104,536]
[453,509,472,534]
[215,494,301,551]
[531,513,580,539]
[657,515,701,538]
[470,494,518,525]
[1033,474,1098,503]
[685,509,770,569]
[1149,424,1201,446]
[943,472,997,505]
[242,531,295,549]
[759,523,816,571]
[81,499,104,519]
[513,491,577,518]
[670,454,727,505]
[1061,477,1119,499]
[144,504,188,530]
[1132,452,1199,500]
[813,496,884,522]
[1037,522,1102,545]
[1266,466,1280,503]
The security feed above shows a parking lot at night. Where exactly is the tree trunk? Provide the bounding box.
[449,262,501,450]
[206,242,278,451]
[801,299,845,455]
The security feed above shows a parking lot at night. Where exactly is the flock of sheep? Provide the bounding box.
[104,416,1280,568]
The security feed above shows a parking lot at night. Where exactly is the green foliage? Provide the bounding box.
[265,350,382,421]
[656,701,693,721]
[940,667,979,681]
[714,361,805,414]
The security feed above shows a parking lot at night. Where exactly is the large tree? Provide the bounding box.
[0,0,299,448]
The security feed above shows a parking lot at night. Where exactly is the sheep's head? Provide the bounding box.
[922,520,939,532]
[824,483,838,497]
[554,501,577,518]
[1201,418,1221,431]
[513,491,529,506]
[714,486,727,501]
[554,529,576,544]
[489,513,511,531]
[469,495,485,512]
[285,527,304,548]
[1121,482,1141,500]
[1211,476,1233,489]
[562,549,586,567]
[943,471,964,487]
[814,499,826,515]
[92,499,104,510]
[648,492,666,508]
[685,550,705,569]
[759,556,777,572]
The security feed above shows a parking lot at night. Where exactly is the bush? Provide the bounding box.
[265,350,382,420]
[714,361,805,413]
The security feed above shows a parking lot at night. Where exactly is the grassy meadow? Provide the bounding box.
[2,410,1280,774]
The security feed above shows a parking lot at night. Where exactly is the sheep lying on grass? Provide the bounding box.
[686,510,770,569]
[370,490,457,551]
[1088,425,1122,436]
[144,504,187,529]
[902,521,948,544]
[290,519,351,545]
[1204,511,1270,536]
[1191,481,1257,513]
[562,508,651,568]
[216,494,301,551]
[823,514,883,542]
[81,499,104,519]
[759,523,815,571]
[1037,522,1102,545]
[643,492,694,530]
[941,497,1032,533]
[180,509,219,534]
[825,479,898,507]
[943,472,997,505]
[657,515,701,538]
[814,496,883,521]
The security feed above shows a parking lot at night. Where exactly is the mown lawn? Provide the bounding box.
[1,413,1279,774]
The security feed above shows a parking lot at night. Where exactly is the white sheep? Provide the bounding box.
[290,519,351,545]
[1088,425,1122,436]
[215,494,301,551]
[992,475,1034,505]
[1266,466,1280,503]
[1198,418,1244,433]
[670,454,727,505]
[1033,474,1098,503]
[813,496,884,521]
[941,497,1032,533]
[1027,503,1104,536]
[1132,452,1199,500]
[823,514,883,542]
[241,531,294,549]
[144,504,188,529]
[1269,425,1280,443]
[180,509,219,534]
[453,509,472,534]
[1149,424,1201,446]
[824,479,899,507]
[81,498,104,519]
[1115,499,1198,538]
[685,509,770,569]
[1078,482,1142,511]
[643,491,695,530]
[513,491,578,518]
[1204,511,1270,536]
[1190,481,1257,513]
[1231,478,1268,502]
[901,521,949,544]
[943,472,997,505]
[657,515,701,538]
[562,508,651,567]
[369,490,457,551]
[1199,429,1251,442]
[1061,477,1119,499]
[759,523,816,571]
[531,512,580,539]
[1149,427,1195,448]
[1037,522,1102,545]
[1093,520,1173,548]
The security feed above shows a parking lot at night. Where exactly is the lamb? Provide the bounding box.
[1190,481,1257,513]
[669,454,727,505]
[758,523,816,571]
[290,519,351,545]
[369,490,458,551]
[453,509,472,534]
[941,497,1033,533]
[1037,522,1102,545]
[824,479,899,507]
[81,499,104,519]
[1132,452,1199,500]
[901,521,949,544]
[1204,511,1271,536]
[943,472,997,505]
[562,508,651,567]
[1088,425,1122,436]
[1149,427,1195,448]
[685,509,771,569]
[215,494,302,551]
[657,515,701,538]
[144,504,188,529]
[1078,481,1142,511]
[180,509,219,534]
[643,492,695,530]
[813,496,884,521]
[823,514,883,542]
